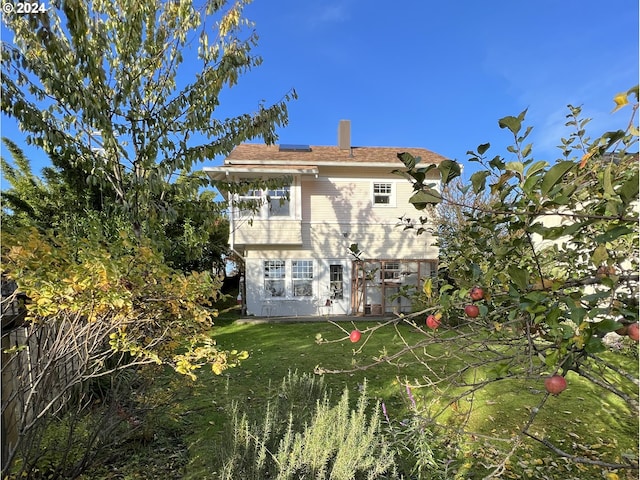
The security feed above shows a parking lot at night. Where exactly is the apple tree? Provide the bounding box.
[323,88,639,477]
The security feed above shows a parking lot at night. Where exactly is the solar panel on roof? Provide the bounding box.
[279,144,312,152]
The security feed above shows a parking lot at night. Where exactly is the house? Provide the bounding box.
[204,120,447,317]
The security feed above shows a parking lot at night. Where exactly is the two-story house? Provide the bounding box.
[204,120,447,317]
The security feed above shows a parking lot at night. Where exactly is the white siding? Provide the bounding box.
[239,166,440,316]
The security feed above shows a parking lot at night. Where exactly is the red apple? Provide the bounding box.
[426,314,441,330]
[470,286,485,302]
[544,374,567,396]
[627,323,639,342]
[464,304,480,318]
[349,330,361,343]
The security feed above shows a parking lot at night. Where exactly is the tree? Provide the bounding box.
[1,140,231,272]
[1,0,295,238]
[1,0,294,475]
[321,88,639,477]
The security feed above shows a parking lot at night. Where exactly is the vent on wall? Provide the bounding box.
[279,144,312,152]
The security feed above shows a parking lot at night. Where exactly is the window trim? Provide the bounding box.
[264,260,286,297]
[236,178,295,219]
[291,259,314,297]
[371,181,395,207]
[267,185,291,217]
[329,264,344,300]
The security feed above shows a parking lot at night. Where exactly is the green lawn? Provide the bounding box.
[82,317,639,479]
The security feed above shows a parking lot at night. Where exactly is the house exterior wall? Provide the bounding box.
[232,167,440,253]
[234,219,303,245]
[238,167,439,316]
[244,256,352,317]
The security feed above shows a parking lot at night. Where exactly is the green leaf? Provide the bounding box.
[505,161,524,176]
[489,156,505,170]
[540,161,574,196]
[409,188,441,209]
[619,171,639,203]
[603,164,615,196]
[590,245,608,266]
[508,266,529,291]
[569,306,587,324]
[397,152,416,169]
[437,159,461,185]
[593,319,623,334]
[584,336,605,354]
[594,225,634,244]
[416,164,437,175]
[498,115,522,135]
[477,143,490,155]
[470,171,490,194]
[525,160,548,178]
[545,349,559,368]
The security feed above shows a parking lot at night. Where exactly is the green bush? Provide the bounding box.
[213,371,397,479]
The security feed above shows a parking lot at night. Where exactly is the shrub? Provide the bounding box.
[214,372,397,479]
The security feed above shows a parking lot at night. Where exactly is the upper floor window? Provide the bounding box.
[237,181,292,219]
[372,182,393,206]
[237,183,263,217]
[268,186,290,217]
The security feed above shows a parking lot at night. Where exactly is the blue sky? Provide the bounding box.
[1,0,638,179]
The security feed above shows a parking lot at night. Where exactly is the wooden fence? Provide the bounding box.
[1,279,82,471]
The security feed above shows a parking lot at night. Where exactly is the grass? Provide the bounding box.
[81,315,639,479]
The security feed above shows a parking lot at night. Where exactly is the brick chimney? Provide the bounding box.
[338,120,351,150]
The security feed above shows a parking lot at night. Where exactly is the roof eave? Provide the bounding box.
[224,160,439,168]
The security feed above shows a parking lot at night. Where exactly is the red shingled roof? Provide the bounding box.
[224,144,447,166]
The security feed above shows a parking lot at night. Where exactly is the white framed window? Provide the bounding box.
[237,181,292,218]
[329,264,344,300]
[237,179,264,218]
[372,182,394,206]
[264,260,286,297]
[292,260,314,297]
[267,186,290,217]
[382,262,401,281]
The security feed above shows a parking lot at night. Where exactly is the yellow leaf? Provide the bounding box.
[532,278,554,290]
[612,92,629,113]
[211,363,223,375]
[423,278,432,299]
[579,149,595,169]
[605,473,619,480]
[237,350,249,360]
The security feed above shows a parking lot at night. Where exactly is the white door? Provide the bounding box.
[327,261,350,314]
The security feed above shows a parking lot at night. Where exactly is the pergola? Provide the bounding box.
[351,259,437,316]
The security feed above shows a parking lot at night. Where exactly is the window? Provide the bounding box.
[237,179,263,218]
[292,260,313,297]
[383,262,401,281]
[264,260,286,297]
[268,186,290,217]
[373,182,393,205]
[237,182,292,218]
[329,265,343,300]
